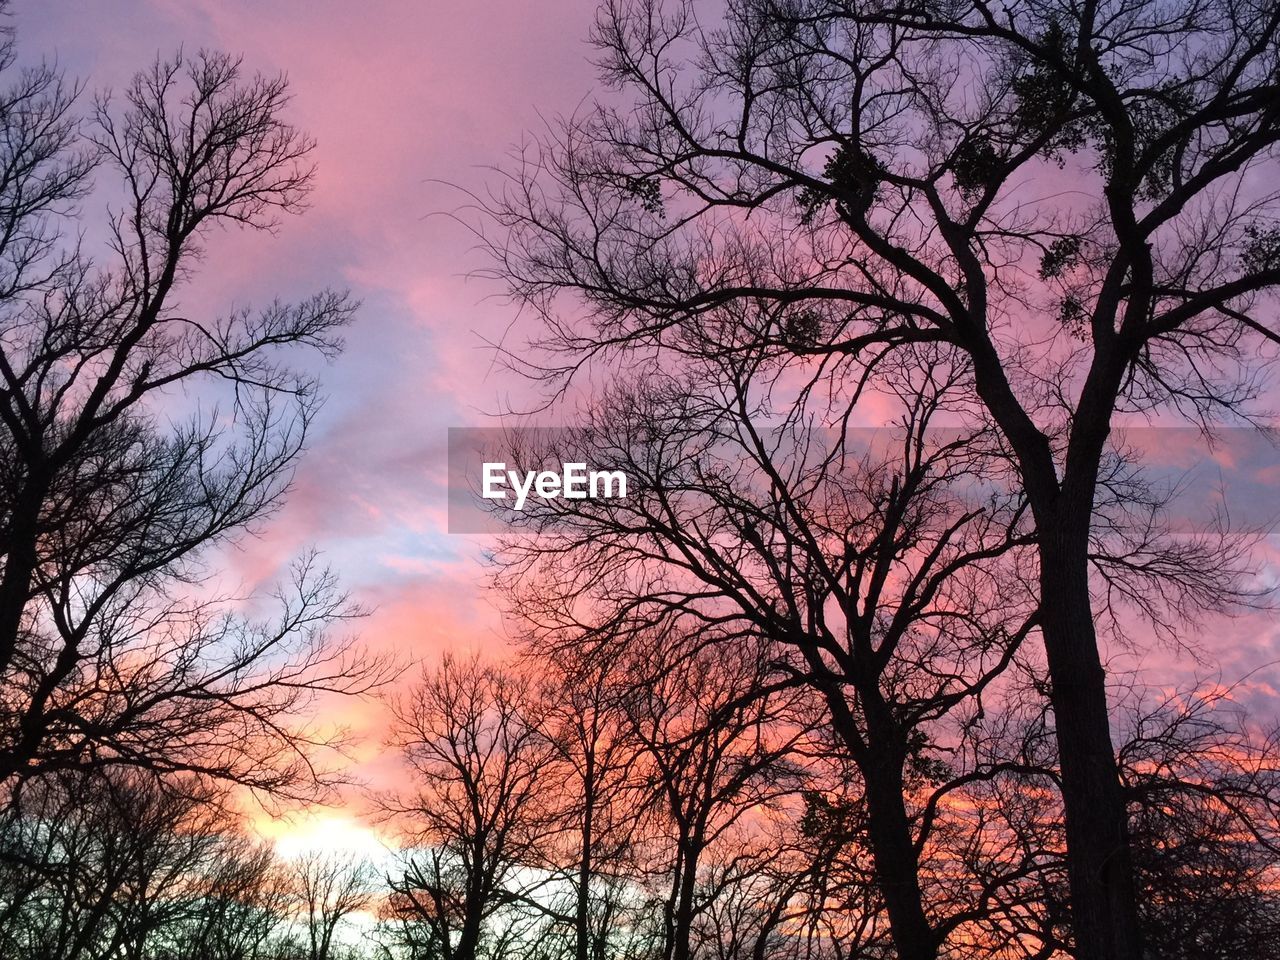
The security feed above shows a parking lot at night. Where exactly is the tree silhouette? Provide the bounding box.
[530,657,644,960]
[0,768,299,960]
[0,23,386,795]
[289,851,376,960]
[380,655,558,960]
[480,1,1280,956]
[487,347,1077,957]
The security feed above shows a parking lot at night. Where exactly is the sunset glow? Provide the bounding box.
[261,810,394,864]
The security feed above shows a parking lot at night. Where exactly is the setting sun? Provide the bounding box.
[261,810,395,865]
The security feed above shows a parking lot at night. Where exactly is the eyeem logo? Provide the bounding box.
[482,462,629,511]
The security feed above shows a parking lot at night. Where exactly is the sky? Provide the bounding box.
[17,0,1280,854]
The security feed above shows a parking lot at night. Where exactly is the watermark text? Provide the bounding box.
[481,462,629,511]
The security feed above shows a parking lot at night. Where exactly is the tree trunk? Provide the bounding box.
[823,686,937,960]
[670,837,700,960]
[576,767,594,960]
[1039,517,1143,960]
[0,473,45,676]
[862,746,938,960]
[972,341,1143,960]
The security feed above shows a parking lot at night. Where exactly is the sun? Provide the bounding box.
[256,808,394,865]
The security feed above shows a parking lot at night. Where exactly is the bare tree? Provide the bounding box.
[161,835,298,960]
[977,677,1280,960]
[0,768,299,960]
[1119,684,1280,959]
[615,636,808,960]
[480,1,1280,955]
[289,852,376,960]
[0,22,386,794]
[528,656,645,960]
[381,655,557,960]
[488,343,1063,959]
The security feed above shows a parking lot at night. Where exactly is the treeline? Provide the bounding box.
[4,643,1279,960]
[1,770,371,960]
[370,644,1280,960]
